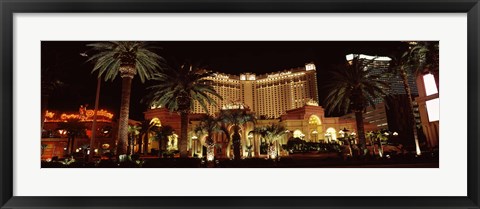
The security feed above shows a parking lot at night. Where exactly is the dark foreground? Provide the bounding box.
[41,153,439,168]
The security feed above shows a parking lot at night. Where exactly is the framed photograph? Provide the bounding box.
[1,0,479,208]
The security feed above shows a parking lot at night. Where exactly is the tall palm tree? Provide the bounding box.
[194,115,221,160]
[408,41,439,89]
[86,41,165,157]
[151,125,175,158]
[388,42,438,155]
[323,56,390,156]
[56,119,86,155]
[252,123,286,159]
[144,62,222,158]
[217,108,256,160]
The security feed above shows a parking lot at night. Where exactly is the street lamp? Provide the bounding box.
[393,132,398,136]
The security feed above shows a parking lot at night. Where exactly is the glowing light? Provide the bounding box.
[216,74,229,79]
[57,109,113,121]
[45,111,55,118]
[393,132,398,136]
[267,145,277,159]
[94,149,98,153]
[308,115,321,125]
[267,71,291,78]
[346,54,391,61]
[423,73,438,96]
[306,99,319,106]
[426,98,440,122]
[305,63,316,71]
[75,149,79,152]
[206,145,215,161]
[101,144,110,149]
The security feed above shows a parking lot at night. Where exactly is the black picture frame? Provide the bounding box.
[1,0,479,208]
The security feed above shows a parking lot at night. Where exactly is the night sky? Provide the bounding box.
[41,41,409,120]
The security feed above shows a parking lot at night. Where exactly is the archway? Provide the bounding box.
[325,127,337,143]
[293,130,305,140]
[226,125,245,159]
[150,117,161,127]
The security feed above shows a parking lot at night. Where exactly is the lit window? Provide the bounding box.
[423,73,438,96]
[426,98,439,122]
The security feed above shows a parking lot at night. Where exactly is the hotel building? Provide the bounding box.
[186,63,319,119]
[145,63,358,159]
[41,109,117,160]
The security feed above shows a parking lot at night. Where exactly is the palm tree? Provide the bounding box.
[144,62,222,158]
[86,41,165,157]
[323,56,390,156]
[217,108,256,160]
[41,67,64,131]
[137,120,157,155]
[56,119,86,155]
[194,115,221,160]
[408,41,439,89]
[252,123,287,159]
[151,125,175,158]
[366,130,388,157]
[388,42,438,155]
[127,125,141,155]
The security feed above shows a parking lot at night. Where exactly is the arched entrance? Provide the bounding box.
[308,115,322,142]
[325,127,337,143]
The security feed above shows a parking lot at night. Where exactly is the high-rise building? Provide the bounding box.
[345,54,418,104]
[186,63,319,118]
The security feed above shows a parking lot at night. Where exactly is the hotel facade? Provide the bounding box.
[151,63,319,119]
[145,63,358,159]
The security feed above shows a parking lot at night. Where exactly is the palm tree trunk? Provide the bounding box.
[143,132,149,154]
[180,112,189,158]
[400,69,422,155]
[127,135,132,156]
[138,134,143,154]
[116,76,133,156]
[354,111,367,156]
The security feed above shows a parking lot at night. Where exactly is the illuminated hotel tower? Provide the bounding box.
[192,63,319,118]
